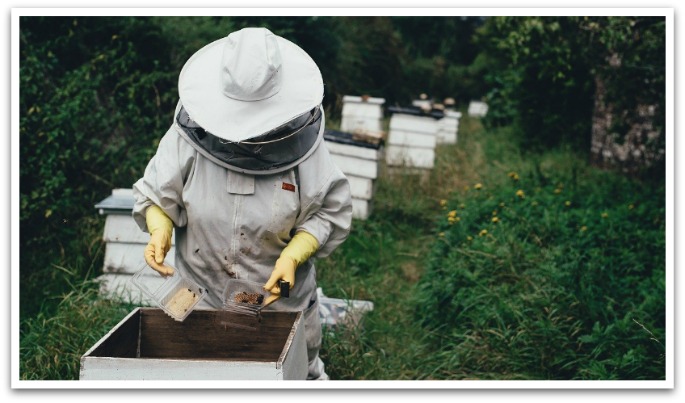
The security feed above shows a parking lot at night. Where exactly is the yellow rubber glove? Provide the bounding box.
[262,231,319,306]
[144,205,175,276]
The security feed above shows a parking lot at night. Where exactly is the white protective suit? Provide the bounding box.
[132,104,353,380]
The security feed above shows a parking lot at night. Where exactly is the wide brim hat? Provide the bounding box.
[178,27,324,142]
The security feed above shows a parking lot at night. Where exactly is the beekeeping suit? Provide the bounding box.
[131,27,352,380]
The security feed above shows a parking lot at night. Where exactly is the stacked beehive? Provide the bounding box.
[326,95,387,220]
[385,106,441,171]
[324,129,383,220]
[93,188,175,303]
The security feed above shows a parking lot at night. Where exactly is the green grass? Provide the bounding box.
[20,282,137,380]
[18,114,666,381]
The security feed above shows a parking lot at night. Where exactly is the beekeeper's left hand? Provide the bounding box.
[264,255,297,306]
[262,231,319,304]
[262,256,296,306]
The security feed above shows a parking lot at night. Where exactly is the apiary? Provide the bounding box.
[79,308,308,380]
[324,129,383,220]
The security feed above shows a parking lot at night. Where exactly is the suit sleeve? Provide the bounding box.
[131,127,195,232]
[296,143,353,258]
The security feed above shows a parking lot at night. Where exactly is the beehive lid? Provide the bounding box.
[341,95,385,105]
[95,188,135,215]
[387,105,445,120]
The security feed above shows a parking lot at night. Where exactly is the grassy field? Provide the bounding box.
[19,114,666,381]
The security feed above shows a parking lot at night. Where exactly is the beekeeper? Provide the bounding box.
[131,27,352,380]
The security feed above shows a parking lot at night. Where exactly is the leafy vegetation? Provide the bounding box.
[414,133,665,379]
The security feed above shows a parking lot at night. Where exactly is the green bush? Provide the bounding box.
[413,142,665,379]
[19,17,180,319]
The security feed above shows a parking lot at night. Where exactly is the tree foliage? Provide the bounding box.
[478,16,665,155]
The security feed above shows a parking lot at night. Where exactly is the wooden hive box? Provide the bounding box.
[80,308,308,380]
[340,95,385,134]
[324,129,383,220]
[386,112,439,170]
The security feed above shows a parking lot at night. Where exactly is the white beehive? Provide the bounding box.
[385,112,439,170]
[468,101,489,117]
[436,110,462,144]
[94,189,176,305]
[340,95,385,134]
[324,129,383,220]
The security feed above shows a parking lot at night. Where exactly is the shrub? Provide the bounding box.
[19,17,181,319]
[414,151,665,379]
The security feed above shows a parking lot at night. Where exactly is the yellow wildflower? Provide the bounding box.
[492,210,498,216]
[491,217,500,223]
[565,201,571,207]
[439,199,447,208]
[601,212,609,219]
[479,229,488,237]
[516,189,525,198]
[467,236,473,241]
[580,226,587,232]
[554,188,562,194]
[448,210,457,218]
[508,172,520,181]
[459,203,466,209]
[474,183,483,190]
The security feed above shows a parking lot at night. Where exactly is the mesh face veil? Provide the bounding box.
[176,104,322,173]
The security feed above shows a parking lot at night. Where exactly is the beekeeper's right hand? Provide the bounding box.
[144,205,175,276]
